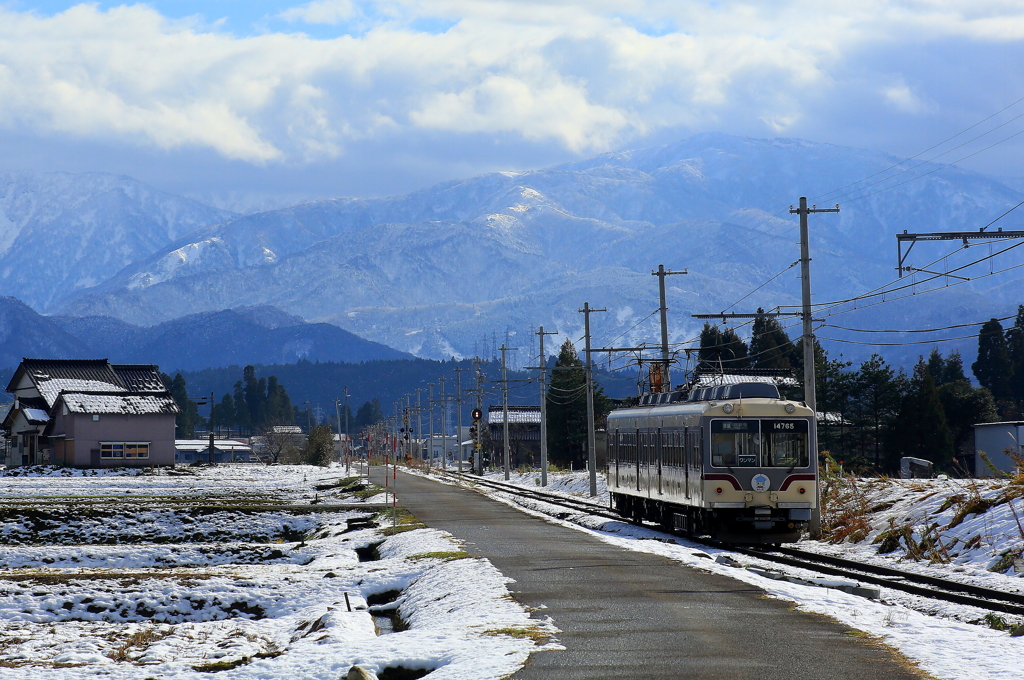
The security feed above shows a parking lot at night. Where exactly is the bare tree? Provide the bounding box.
[253,422,303,465]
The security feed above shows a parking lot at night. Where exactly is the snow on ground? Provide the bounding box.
[0,464,558,679]
[444,467,1024,680]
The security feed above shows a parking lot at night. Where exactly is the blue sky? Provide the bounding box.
[3,1,1024,203]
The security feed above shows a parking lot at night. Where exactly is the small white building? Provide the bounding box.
[974,421,1024,477]
[175,439,256,464]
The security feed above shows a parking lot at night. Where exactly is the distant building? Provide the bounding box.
[175,439,257,464]
[487,405,541,468]
[974,421,1024,477]
[2,359,179,468]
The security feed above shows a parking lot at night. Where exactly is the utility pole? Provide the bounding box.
[335,397,343,470]
[790,197,839,539]
[500,344,517,481]
[454,366,465,472]
[427,383,435,469]
[536,326,558,487]
[208,391,215,465]
[578,302,607,497]
[439,375,448,470]
[474,357,485,475]
[652,264,687,392]
[343,386,350,473]
[415,388,423,462]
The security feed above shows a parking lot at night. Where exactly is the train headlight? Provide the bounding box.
[798,487,806,494]
[722,403,734,414]
[716,487,723,494]
[785,403,796,414]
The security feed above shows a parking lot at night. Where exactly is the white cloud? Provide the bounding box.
[0,1,1022,168]
[279,1,356,25]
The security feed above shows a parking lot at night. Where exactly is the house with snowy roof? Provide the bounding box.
[487,405,542,467]
[2,359,179,468]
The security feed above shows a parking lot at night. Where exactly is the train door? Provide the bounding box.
[683,427,690,499]
[656,427,663,495]
[610,430,618,489]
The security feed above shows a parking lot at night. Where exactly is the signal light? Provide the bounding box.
[798,487,806,494]
[716,487,723,494]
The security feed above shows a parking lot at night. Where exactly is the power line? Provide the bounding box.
[823,110,1024,205]
[823,314,1016,334]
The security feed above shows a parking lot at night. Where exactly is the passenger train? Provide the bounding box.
[606,380,817,544]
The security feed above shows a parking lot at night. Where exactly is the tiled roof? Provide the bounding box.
[9,359,171,408]
[111,365,167,393]
[59,392,180,415]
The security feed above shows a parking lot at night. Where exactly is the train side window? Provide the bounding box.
[710,420,760,467]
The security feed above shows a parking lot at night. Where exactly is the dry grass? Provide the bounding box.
[105,626,174,662]
[819,454,873,544]
[406,551,470,562]
[483,626,551,645]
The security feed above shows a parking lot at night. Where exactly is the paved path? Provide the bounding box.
[370,468,923,680]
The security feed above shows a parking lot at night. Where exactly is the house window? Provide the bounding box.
[100,442,149,459]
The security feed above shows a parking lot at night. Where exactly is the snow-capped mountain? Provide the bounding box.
[0,172,235,310]
[51,134,1024,365]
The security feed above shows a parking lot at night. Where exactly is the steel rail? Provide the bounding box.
[440,470,1024,617]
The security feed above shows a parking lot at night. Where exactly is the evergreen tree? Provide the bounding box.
[749,309,797,369]
[698,323,749,370]
[262,375,294,425]
[814,345,854,457]
[937,380,998,460]
[212,393,235,432]
[233,380,250,432]
[851,354,904,469]
[546,339,611,468]
[1006,305,1024,403]
[972,318,1014,403]
[163,372,199,438]
[927,348,967,387]
[355,399,383,430]
[303,424,336,466]
[891,360,955,470]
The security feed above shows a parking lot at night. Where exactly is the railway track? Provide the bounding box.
[438,469,1024,617]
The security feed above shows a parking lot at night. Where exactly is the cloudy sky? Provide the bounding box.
[3,1,1024,202]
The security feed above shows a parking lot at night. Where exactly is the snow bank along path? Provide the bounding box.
[0,465,558,679]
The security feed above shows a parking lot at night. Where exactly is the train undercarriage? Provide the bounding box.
[611,492,805,545]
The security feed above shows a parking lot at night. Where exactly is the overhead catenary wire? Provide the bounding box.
[810,93,1024,205]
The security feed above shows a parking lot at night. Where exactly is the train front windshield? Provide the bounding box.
[711,419,809,468]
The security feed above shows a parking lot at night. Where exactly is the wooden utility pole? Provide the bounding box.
[474,357,485,475]
[439,375,448,469]
[578,302,607,497]
[500,344,517,480]
[652,265,687,391]
[790,197,839,538]
[536,326,558,487]
[427,383,435,469]
[454,367,465,472]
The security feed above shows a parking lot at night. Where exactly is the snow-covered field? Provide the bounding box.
[453,468,1024,680]
[0,465,557,679]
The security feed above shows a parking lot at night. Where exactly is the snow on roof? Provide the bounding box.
[59,392,179,416]
[175,439,252,451]
[692,374,799,388]
[11,359,169,407]
[487,406,541,425]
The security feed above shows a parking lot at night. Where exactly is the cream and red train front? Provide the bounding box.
[606,389,817,543]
